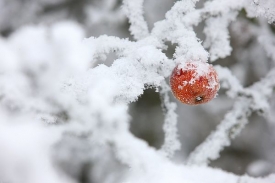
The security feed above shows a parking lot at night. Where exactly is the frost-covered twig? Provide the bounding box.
[257,19,275,62]
[186,98,251,166]
[113,130,274,183]
[150,0,208,63]
[204,13,238,62]
[215,66,244,98]
[159,81,180,158]
[246,0,275,24]
[86,0,126,25]
[186,68,275,166]
[84,35,134,64]
[196,0,243,62]
[122,0,149,40]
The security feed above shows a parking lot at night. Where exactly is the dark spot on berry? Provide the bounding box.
[195,96,204,103]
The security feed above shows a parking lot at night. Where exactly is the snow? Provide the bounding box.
[177,61,219,90]
[159,81,180,158]
[123,0,149,40]
[247,160,274,177]
[246,0,275,24]
[0,0,275,182]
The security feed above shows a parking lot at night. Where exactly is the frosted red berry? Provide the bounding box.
[170,61,220,105]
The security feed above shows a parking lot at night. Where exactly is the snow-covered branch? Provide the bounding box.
[122,0,149,40]
[159,81,180,158]
[187,68,275,165]
[0,0,275,182]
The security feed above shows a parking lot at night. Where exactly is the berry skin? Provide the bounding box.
[170,61,220,105]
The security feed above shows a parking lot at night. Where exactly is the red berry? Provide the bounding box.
[170,61,219,105]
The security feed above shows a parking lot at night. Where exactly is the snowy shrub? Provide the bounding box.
[0,0,275,183]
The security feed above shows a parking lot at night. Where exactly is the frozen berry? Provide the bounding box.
[170,61,219,105]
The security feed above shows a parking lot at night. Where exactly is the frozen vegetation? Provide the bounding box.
[0,0,275,182]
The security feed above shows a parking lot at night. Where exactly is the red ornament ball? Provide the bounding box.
[170,61,220,105]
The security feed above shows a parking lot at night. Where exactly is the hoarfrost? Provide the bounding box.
[0,0,274,183]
